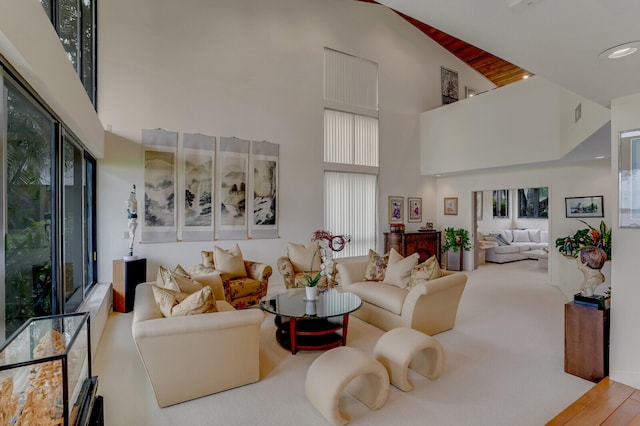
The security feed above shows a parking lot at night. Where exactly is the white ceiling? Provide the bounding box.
[377,0,640,108]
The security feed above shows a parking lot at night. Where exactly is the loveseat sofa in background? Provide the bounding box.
[336,260,467,335]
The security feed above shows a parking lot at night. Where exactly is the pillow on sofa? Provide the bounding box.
[213,244,247,279]
[494,234,510,246]
[363,249,389,281]
[528,229,541,243]
[383,251,419,288]
[152,285,217,317]
[540,230,549,243]
[501,230,514,243]
[165,273,204,294]
[156,264,191,288]
[409,255,442,286]
[513,229,530,243]
[287,241,322,273]
[201,251,215,268]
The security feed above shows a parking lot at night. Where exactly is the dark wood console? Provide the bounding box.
[384,231,441,263]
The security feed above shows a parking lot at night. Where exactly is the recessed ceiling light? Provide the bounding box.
[599,41,640,59]
[595,156,606,159]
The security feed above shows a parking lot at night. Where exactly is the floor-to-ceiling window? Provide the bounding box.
[1,70,98,342]
[2,80,55,338]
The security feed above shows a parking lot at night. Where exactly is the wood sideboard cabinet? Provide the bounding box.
[113,258,147,313]
[564,301,610,382]
[384,231,441,263]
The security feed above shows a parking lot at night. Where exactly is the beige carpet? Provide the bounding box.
[93,261,593,425]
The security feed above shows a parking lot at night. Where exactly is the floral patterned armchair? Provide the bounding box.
[187,246,272,309]
[277,241,335,290]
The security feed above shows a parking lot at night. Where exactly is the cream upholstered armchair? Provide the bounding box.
[186,244,272,309]
[277,241,335,290]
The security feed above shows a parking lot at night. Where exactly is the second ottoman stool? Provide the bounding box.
[373,327,445,391]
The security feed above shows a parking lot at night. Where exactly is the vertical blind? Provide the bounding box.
[324,48,379,258]
[324,172,377,258]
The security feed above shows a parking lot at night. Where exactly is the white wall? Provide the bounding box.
[609,92,640,388]
[435,159,611,298]
[420,76,611,175]
[96,0,494,283]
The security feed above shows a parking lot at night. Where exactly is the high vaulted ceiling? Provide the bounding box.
[372,0,640,107]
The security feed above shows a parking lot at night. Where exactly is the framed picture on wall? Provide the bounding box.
[389,196,404,224]
[565,196,604,218]
[444,197,458,215]
[408,197,422,222]
[441,66,459,105]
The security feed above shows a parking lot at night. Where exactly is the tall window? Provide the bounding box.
[1,71,97,342]
[518,187,548,218]
[40,0,97,107]
[493,190,509,218]
[324,49,379,258]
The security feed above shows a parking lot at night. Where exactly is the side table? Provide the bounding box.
[564,301,609,382]
[113,258,147,313]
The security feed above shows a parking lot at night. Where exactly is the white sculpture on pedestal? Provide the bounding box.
[125,185,138,261]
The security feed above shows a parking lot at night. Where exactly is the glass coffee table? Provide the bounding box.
[259,288,362,354]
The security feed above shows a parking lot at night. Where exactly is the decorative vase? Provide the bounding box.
[305,300,317,316]
[305,286,318,300]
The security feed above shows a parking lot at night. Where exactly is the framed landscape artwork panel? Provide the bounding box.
[408,197,422,222]
[182,132,214,241]
[141,128,178,243]
[441,66,459,105]
[444,197,458,215]
[389,196,404,224]
[565,196,604,218]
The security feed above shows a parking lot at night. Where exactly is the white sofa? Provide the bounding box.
[481,229,549,264]
[132,281,264,407]
[336,260,467,336]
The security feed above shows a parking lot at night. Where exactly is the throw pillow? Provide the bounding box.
[540,230,549,243]
[213,244,247,279]
[528,229,541,243]
[156,264,192,288]
[501,230,513,243]
[152,285,217,317]
[513,229,530,243]
[164,272,204,294]
[201,251,215,268]
[409,255,442,286]
[363,249,390,281]
[287,241,322,273]
[383,251,420,288]
[151,285,189,317]
[172,286,218,316]
[495,234,510,246]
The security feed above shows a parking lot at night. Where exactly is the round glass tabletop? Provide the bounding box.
[259,288,362,319]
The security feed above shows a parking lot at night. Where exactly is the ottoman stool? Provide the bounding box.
[373,327,445,391]
[305,346,389,426]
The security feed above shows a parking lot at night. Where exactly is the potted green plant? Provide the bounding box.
[555,220,611,260]
[441,227,472,271]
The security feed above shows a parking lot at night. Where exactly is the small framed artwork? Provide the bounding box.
[408,197,422,222]
[389,196,404,224]
[444,197,458,215]
[441,66,459,105]
[565,196,604,218]
[619,129,640,227]
[465,86,478,98]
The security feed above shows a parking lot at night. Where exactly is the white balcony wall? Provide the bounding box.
[420,76,610,176]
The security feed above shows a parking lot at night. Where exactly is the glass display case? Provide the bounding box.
[0,312,92,425]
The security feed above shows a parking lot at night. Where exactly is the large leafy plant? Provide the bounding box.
[441,228,472,253]
[555,220,611,260]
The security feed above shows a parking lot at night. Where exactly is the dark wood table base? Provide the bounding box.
[274,314,350,354]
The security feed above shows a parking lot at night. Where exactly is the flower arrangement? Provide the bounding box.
[304,240,334,288]
[555,220,611,261]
